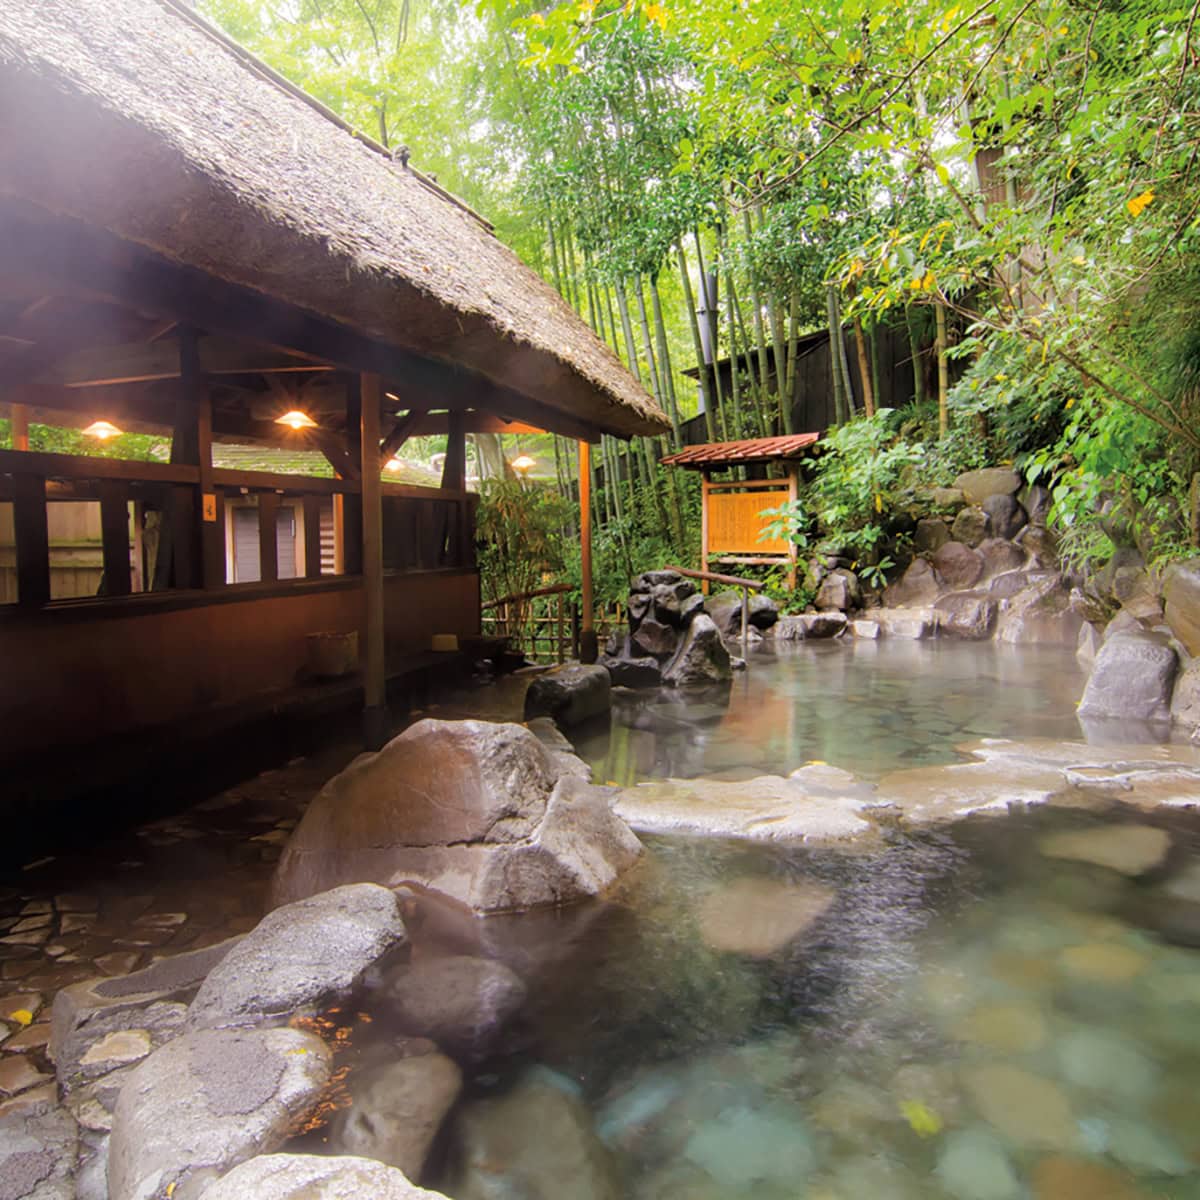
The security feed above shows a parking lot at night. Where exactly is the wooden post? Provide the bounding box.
[257,491,280,583]
[741,585,749,648]
[579,439,597,663]
[13,472,50,607]
[181,329,225,589]
[97,479,132,597]
[700,470,711,593]
[11,403,29,451]
[360,372,388,750]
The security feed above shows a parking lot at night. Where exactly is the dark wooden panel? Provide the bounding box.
[342,495,363,576]
[257,492,279,584]
[97,479,132,597]
[169,485,198,590]
[12,472,50,607]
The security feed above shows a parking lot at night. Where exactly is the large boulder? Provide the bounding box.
[1016,524,1058,567]
[983,493,1028,540]
[380,955,526,1053]
[599,652,662,688]
[884,557,940,608]
[951,507,991,548]
[703,590,778,639]
[272,723,642,915]
[1170,659,1200,729]
[978,539,1027,580]
[934,593,997,640]
[523,663,611,728]
[1164,558,1200,657]
[200,1154,450,1200]
[933,541,985,590]
[631,617,678,659]
[108,1027,330,1200]
[954,467,1022,506]
[661,614,732,686]
[329,1047,462,1178]
[444,1068,619,1200]
[1078,632,1179,722]
[189,884,405,1030]
[994,575,1082,646]
[1019,483,1052,527]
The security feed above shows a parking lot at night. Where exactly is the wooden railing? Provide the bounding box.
[665,563,763,644]
[0,448,475,610]
[481,583,574,663]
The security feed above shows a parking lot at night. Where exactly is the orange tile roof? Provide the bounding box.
[660,433,820,469]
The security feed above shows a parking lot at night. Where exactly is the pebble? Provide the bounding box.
[1030,1156,1146,1200]
[1059,943,1148,984]
[960,1064,1078,1150]
[1037,825,1171,877]
[1106,1117,1192,1176]
[952,1003,1047,1053]
[1055,1029,1157,1102]
[935,1128,1021,1200]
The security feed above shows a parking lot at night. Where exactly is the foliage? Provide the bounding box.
[475,480,574,644]
[2,420,168,461]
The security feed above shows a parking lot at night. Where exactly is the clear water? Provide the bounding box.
[336,643,1200,1198]
[576,640,1095,784]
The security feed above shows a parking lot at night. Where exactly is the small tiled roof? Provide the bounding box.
[661,433,820,470]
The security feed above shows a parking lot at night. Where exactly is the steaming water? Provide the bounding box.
[335,644,1200,1197]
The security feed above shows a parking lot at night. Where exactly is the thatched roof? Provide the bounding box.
[0,0,669,439]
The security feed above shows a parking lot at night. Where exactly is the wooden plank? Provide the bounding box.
[12,472,50,606]
[257,491,279,584]
[708,490,791,555]
[578,440,595,662]
[360,372,387,749]
[665,563,764,591]
[0,447,199,485]
[302,494,323,580]
[169,484,198,589]
[702,478,794,490]
[97,479,132,597]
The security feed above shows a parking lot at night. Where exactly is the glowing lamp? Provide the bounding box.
[275,409,318,431]
[384,457,403,472]
[82,420,123,440]
[511,454,536,476]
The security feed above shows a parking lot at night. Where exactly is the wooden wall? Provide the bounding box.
[0,568,480,760]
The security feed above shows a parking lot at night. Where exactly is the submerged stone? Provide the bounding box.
[960,1064,1078,1150]
[1036,824,1171,877]
[935,1129,1020,1200]
[697,877,835,957]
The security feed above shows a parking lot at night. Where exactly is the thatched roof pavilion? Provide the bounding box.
[0,0,668,441]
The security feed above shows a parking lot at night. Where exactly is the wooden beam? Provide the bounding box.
[0,199,614,442]
[441,411,466,491]
[46,337,333,388]
[378,406,428,470]
[12,472,50,607]
[0,447,199,485]
[360,372,387,749]
[97,479,132,597]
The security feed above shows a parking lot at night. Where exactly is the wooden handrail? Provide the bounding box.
[664,564,763,591]
[480,581,572,611]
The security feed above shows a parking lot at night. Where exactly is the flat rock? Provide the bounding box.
[329,1047,462,1178]
[189,883,405,1029]
[51,936,241,1091]
[445,1067,618,1200]
[381,955,525,1052]
[199,1154,450,1200]
[697,877,835,956]
[1037,824,1171,876]
[0,1056,51,1097]
[108,1026,330,1200]
[614,774,876,844]
[524,663,611,728]
[0,1097,77,1200]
